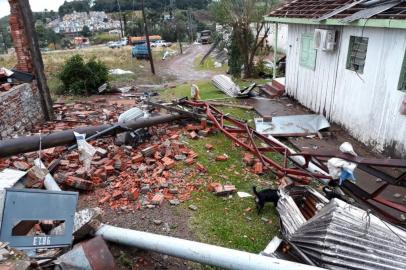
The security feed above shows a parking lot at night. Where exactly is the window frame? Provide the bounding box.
[398,50,406,91]
[299,33,317,70]
[346,35,369,74]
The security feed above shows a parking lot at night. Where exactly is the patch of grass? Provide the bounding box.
[161,80,229,100]
[186,133,280,254]
[194,56,228,73]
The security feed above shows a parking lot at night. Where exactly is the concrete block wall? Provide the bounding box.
[0,83,44,139]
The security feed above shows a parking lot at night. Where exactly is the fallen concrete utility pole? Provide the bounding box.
[0,114,187,158]
[96,224,325,270]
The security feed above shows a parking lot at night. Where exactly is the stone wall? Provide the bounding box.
[0,83,44,139]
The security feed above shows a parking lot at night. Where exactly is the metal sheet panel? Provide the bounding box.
[0,189,78,249]
[316,0,367,21]
[341,2,401,22]
[288,198,406,270]
[255,115,330,136]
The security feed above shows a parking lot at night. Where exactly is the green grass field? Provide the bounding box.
[161,80,280,258]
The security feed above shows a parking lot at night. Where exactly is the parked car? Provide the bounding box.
[151,40,172,47]
[197,30,212,44]
[132,43,150,59]
[109,41,123,49]
[109,39,127,49]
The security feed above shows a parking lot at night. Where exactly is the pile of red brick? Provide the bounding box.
[0,97,211,211]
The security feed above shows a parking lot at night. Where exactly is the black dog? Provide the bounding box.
[252,186,280,214]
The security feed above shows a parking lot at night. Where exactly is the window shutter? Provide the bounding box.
[300,33,316,70]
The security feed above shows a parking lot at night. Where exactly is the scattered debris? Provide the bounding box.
[212,75,256,97]
[237,192,252,198]
[55,236,117,270]
[208,182,237,196]
[108,68,134,75]
[254,114,330,137]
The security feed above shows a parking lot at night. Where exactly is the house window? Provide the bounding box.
[346,36,368,74]
[398,51,406,91]
[299,33,317,70]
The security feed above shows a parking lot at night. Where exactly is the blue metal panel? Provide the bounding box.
[0,189,78,249]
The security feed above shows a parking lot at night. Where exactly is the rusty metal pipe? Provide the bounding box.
[0,114,186,158]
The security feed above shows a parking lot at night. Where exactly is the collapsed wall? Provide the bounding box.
[0,83,44,139]
[0,0,46,139]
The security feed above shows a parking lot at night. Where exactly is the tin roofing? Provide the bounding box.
[268,0,406,20]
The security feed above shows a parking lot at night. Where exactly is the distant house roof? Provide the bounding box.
[267,0,406,27]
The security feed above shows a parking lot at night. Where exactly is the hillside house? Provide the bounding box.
[265,0,406,158]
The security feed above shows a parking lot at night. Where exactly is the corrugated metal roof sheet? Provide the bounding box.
[279,194,406,270]
[268,0,406,20]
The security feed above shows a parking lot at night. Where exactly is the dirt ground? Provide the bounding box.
[159,44,220,83]
[78,194,197,270]
[73,46,223,269]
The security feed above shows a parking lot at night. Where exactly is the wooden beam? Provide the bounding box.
[16,0,54,120]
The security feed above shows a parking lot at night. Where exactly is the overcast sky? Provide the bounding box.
[0,0,66,18]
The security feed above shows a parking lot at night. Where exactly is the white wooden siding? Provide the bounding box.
[285,24,406,157]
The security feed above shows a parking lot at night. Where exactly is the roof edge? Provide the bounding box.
[264,16,406,29]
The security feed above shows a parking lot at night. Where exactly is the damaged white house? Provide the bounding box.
[266,0,406,158]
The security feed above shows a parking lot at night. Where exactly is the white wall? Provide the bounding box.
[266,23,288,53]
[285,24,406,158]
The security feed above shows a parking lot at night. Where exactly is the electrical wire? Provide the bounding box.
[379,217,406,245]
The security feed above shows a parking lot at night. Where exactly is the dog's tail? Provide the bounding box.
[252,186,259,196]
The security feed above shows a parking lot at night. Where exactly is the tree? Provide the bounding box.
[210,0,277,78]
[59,0,91,17]
[228,31,243,77]
[82,25,92,37]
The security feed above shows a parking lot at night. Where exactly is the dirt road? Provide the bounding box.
[159,44,221,82]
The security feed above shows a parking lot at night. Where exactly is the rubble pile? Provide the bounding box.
[0,97,215,212]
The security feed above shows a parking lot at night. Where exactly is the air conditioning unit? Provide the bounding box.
[314,29,336,51]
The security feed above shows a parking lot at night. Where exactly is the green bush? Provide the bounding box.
[58,54,108,95]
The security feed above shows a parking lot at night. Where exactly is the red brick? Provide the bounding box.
[196,163,207,173]
[151,193,164,205]
[207,182,222,192]
[132,154,144,163]
[215,154,228,161]
[205,144,214,150]
[200,118,208,129]
[162,157,175,169]
[252,162,264,174]
[105,165,115,175]
[99,194,111,204]
[64,176,95,191]
[129,188,139,201]
[243,153,255,166]
[185,158,195,165]
[112,190,123,200]
[13,161,30,170]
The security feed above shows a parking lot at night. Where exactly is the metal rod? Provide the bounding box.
[0,114,186,158]
[96,224,324,270]
[273,22,278,79]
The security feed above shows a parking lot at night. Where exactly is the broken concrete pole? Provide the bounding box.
[0,114,187,158]
[34,159,61,191]
[95,224,323,270]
